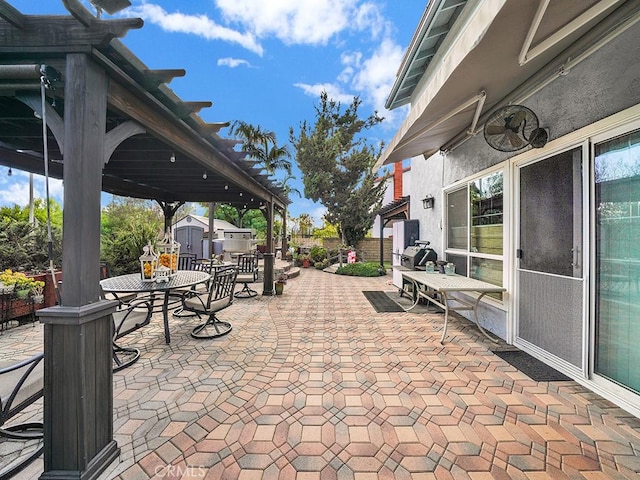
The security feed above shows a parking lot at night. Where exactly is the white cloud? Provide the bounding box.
[297,36,407,129]
[214,0,383,46]
[127,3,264,55]
[0,172,63,207]
[217,57,252,68]
[310,206,327,226]
[352,37,406,126]
[293,82,354,105]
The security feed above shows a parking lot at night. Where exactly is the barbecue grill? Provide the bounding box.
[401,241,437,270]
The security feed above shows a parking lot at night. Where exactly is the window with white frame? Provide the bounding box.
[445,169,504,299]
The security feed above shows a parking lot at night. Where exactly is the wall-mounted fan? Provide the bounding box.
[483,105,548,152]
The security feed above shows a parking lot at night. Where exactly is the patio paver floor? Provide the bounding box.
[2,267,640,479]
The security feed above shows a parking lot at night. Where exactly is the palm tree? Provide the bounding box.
[298,213,313,237]
[230,121,292,175]
[275,173,301,254]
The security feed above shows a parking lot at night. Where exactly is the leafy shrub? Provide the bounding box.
[309,246,327,263]
[314,259,329,270]
[0,218,62,272]
[101,219,162,276]
[336,262,386,277]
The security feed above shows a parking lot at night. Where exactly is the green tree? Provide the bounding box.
[229,121,295,247]
[290,92,388,246]
[275,173,301,252]
[297,213,314,237]
[100,197,163,275]
[0,199,63,271]
[230,121,292,175]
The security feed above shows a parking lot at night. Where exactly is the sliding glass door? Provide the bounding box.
[594,128,640,394]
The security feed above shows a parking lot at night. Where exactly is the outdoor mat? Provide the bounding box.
[493,349,571,382]
[362,291,405,313]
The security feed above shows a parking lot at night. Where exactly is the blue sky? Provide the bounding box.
[1,0,421,223]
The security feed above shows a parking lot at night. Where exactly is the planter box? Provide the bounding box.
[0,271,61,323]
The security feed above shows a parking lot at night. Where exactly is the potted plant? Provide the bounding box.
[299,254,311,268]
[0,269,17,294]
[13,272,34,300]
[31,280,45,304]
[275,271,287,295]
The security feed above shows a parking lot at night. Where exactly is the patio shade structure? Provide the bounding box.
[375,0,639,168]
[0,1,288,478]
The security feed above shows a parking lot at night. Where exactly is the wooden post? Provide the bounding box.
[37,53,118,480]
[262,200,274,296]
[208,202,217,259]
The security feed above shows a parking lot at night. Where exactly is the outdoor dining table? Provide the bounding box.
[400,270,506,344]
[100,270,210,344]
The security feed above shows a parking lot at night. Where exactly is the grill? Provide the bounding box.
[400,241,438,270]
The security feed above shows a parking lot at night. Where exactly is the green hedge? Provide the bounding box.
[335,262,386,277]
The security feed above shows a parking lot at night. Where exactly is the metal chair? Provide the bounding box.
[180,265,237,339]
[234,253,259,298]
[0,353,44,479]
[111,299,153,372]
[177,253,197,271]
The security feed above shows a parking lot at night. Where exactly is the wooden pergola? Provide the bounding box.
[376,196,410,265]
[0,1,289,478]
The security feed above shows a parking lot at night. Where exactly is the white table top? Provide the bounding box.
[400,270,506,293]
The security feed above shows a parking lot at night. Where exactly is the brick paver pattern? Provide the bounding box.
[2,267,640,479]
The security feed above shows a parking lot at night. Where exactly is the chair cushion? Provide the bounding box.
[113,309,150,338]
[184,295,231,314]
[236,273,256,283]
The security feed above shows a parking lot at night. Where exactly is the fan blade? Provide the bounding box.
[506,130,525,149]
[506,110,527,130]
[485,125,506,135]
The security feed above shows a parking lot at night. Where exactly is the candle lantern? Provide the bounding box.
[139,242,158,281]
[154,265,172,283]
[156,229,180,277]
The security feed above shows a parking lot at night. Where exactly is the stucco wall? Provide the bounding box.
[407,20,640,340]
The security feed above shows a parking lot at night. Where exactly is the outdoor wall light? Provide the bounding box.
[202,171,207,179]
[239,192,243,197]
[169,152,176,163]
[224,185,229,190]
[422,195,435,209]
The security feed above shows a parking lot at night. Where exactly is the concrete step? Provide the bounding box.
[323,264,339,274]
[286,267,300,279]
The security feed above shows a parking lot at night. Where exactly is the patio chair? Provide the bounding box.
[111,298,153,372]
[234,253,259,298]
[177,253,197,271]
[180,265,237,339]
[0,353,44,478]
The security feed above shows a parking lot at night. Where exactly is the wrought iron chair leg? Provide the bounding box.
[0,422,43,440]
[172,305,198,318]
[191,314,232,339]
[112,342,140,372]
[234,284,257,298]
[0,440,43,480]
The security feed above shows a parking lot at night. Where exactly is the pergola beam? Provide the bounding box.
[0,0,25,28]
[141,69,185,89]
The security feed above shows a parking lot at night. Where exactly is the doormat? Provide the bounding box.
[493,349,571,382]
[362,291,405,313]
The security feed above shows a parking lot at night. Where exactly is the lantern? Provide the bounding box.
[156,229,180,276]
[154,265,172,283]
[139,242,158,281]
